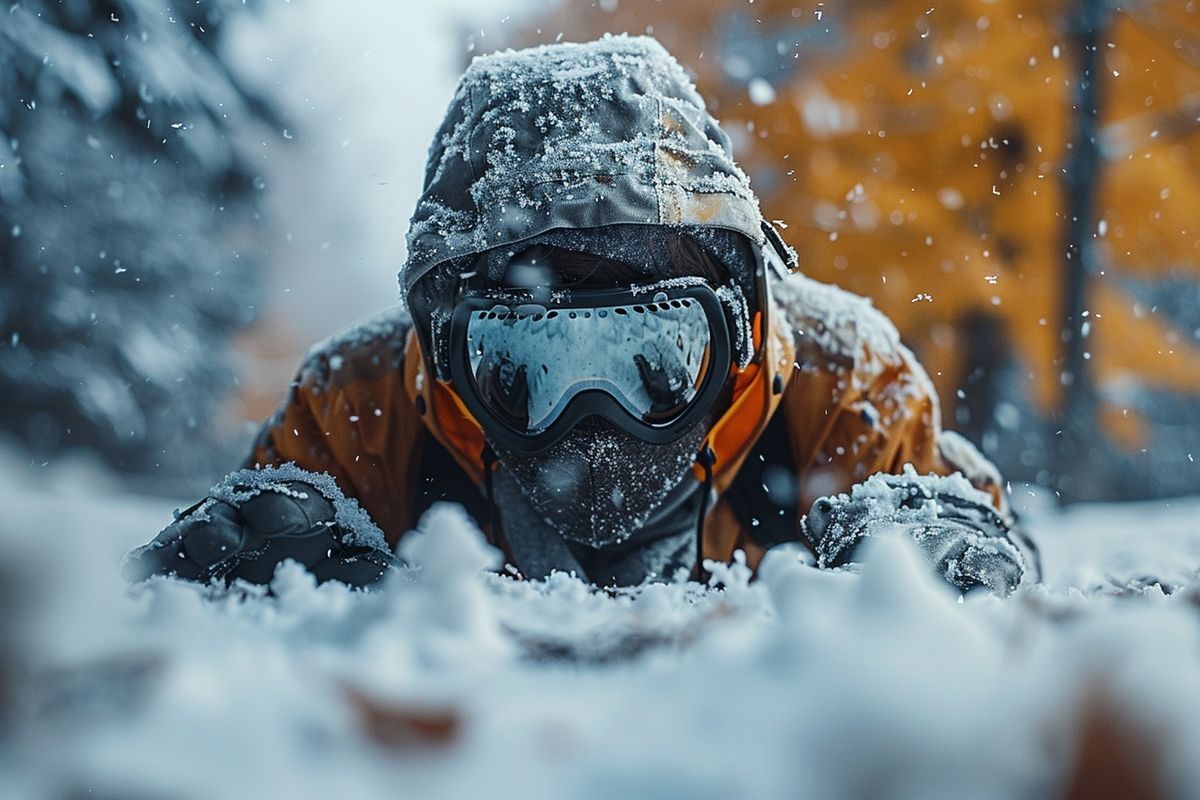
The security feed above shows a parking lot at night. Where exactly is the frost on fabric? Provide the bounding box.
[811,466,966,547]
[771,270,939,412]
[807,465,1017,574]
[450,36,730,203]
[937,431,1005,502]
[211,463,389,551]
[403,35,766,289]
[772,271,903,367]
[296,305,412,389]
[836,465,992,520]
[496,417,706,549]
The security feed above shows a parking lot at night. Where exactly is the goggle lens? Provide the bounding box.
[465,297,714,433]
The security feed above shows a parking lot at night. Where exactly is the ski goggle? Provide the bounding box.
[448,282,733,452]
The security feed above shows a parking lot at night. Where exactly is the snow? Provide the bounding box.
[773,271,938,419]
[937,430,1006,502]
[747,77,776,106]
[773,271,905,367]
[1034,493,1200,593]
[3,447,1200,797]
[210,463,389,552]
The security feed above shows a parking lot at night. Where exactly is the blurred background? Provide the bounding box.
[2,0,1198,506]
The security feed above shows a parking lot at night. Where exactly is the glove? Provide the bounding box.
[123,477,396,588]
[802,472,1025,595]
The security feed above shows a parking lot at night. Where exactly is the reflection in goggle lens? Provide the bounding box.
[466,297,713,434]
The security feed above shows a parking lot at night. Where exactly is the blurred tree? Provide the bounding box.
[0,0,271,484]
[506,0,1200,500]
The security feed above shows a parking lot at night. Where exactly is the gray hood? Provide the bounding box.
[400,35,790,300]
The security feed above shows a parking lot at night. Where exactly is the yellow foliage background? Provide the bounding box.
[507,0,1200,473]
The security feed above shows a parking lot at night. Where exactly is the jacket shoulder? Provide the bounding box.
[770,271,909,372]
[295,306,413,391]
[770,271,941,433]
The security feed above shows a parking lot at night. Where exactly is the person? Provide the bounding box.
[124,36,1031,594]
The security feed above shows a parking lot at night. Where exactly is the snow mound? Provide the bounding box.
[5,450,1200,798]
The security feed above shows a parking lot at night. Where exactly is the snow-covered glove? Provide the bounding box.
[802,471,1025,595]
[123,470,397,588]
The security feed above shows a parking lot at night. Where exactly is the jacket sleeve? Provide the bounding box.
[775,274,1007,517]
[246,308,428,549]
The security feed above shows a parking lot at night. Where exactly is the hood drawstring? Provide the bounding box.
[480,442,523,576]
[695,444,716,584]
[482,441,499,534]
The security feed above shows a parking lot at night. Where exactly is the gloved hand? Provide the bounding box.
[802,472,1025,595]
[123,477,397,588]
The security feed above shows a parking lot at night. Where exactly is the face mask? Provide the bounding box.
[491,416,707,548]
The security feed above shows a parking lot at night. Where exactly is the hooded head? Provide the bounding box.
[402,36,794,574]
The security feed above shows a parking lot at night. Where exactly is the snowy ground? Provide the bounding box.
[3,450,1200,798]
[8,3,1200,796]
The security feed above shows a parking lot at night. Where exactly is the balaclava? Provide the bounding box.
[473,224,753,553]
[493,418,704,583]
[401,36,796,581]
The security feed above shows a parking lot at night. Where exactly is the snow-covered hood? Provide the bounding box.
[400,35,784,297]
[398,36,797,500]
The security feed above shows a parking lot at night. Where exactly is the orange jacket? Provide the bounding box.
[247,38,1006,572]
[247,268,1005,572]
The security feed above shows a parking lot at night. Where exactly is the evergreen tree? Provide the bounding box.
[0,0,270,482]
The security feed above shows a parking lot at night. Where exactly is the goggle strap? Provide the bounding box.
[695,443,717,584]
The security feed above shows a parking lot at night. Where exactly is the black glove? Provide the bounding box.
[123,476,397,588]
[802,473,1025,595]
